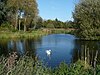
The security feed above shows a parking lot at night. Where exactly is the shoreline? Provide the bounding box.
[0,29,74,39]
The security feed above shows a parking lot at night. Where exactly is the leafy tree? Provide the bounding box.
[0,0,7,25]
[73,0,100,40]
[54,18,61,28]
[54,19,69,28]
[43,19,67,29]
[7,0,38,31]
[43,19,55,28]
[65,21,74,28]
[46,20,55,28]
[35,16,43,29]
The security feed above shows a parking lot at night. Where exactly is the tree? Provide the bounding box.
[73,0,100,40]
[0,0,7,25]
[46,20,55,28]
[36,16,43,29]
[65,21,74,28]
[43,19,55,28]
[54,18,61,28]
[7,0,38,31]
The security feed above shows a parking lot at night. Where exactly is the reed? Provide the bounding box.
[0,53,97,75]
[0,52,51,75]
[0,29,74,39]
[50,29,74,34]
[0,30,49,39]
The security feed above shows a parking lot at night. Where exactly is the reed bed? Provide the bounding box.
[0,29,74,39]
[0,30,49,39]
[0,52,99,75]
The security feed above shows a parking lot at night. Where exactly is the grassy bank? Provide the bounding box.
[0,28,75,39]
[50,28,74,34]
[0,54,100,75]
[0,30,49,39]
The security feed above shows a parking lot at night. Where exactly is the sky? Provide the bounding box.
[37,0,79,22]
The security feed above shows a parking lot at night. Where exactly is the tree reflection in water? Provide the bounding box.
[72,40,100,67]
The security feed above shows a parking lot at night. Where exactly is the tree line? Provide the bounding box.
[36,18,75,29]
[0,0,100,39]
[0,0,75,32]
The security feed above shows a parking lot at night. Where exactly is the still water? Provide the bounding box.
[0,34,100,67]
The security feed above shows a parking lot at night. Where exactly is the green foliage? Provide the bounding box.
[96,65,100,75]
[0,22,14,32]
[0,1,7,25]
[42,19,74,29]
[65,21,75,28]
[51,29,73,34]
[53,60,94,75]
[0,30,49,39]
[0,0,74,32]
[36,17,43,29]
[0,56,51,75]
[73,0,100,40]
[1,55,100,75]
[0,56,7,75]
[1,22,11,28]
[53,62,69,75]
[10,56,50,75]
[43,19,55,28]
[6,0,38,31]
[69,60,93,75]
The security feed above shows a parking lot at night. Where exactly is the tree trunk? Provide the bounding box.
[15,12,18,30]
[19,19,21,31]
[24,18,27,32]
[87,48,90,64]
[81,45,84,60]
[85,45,87,68]
[94,50,98,75]
[78,49,79,59]
[33,23,36,29]
[91,50,93,66]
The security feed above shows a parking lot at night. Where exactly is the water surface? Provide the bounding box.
[0,34,100,67]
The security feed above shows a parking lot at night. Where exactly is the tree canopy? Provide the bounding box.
[73,0,100,40]
[0,0,7,25]
[6,0,38,31]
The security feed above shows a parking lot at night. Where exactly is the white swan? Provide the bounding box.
[46,49,51,55]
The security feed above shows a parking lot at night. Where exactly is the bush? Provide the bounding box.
[0,22,14,32]
[1,22,11,28]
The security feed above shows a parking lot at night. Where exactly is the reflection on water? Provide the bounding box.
[0,39,37,57]
[72,40,100,66]
[0,34,100,67]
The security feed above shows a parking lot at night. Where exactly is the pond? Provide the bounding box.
[0,34,100,68]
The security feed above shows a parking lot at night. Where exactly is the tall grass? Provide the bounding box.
[0,53,99,75]
[50,29,74,34]
[0,28,75,39]
[0,54,51,75]
[0,30,49,39]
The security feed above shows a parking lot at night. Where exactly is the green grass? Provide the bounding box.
[0,30,49,39]
[50,29,74,34]
[0,28,74,39]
